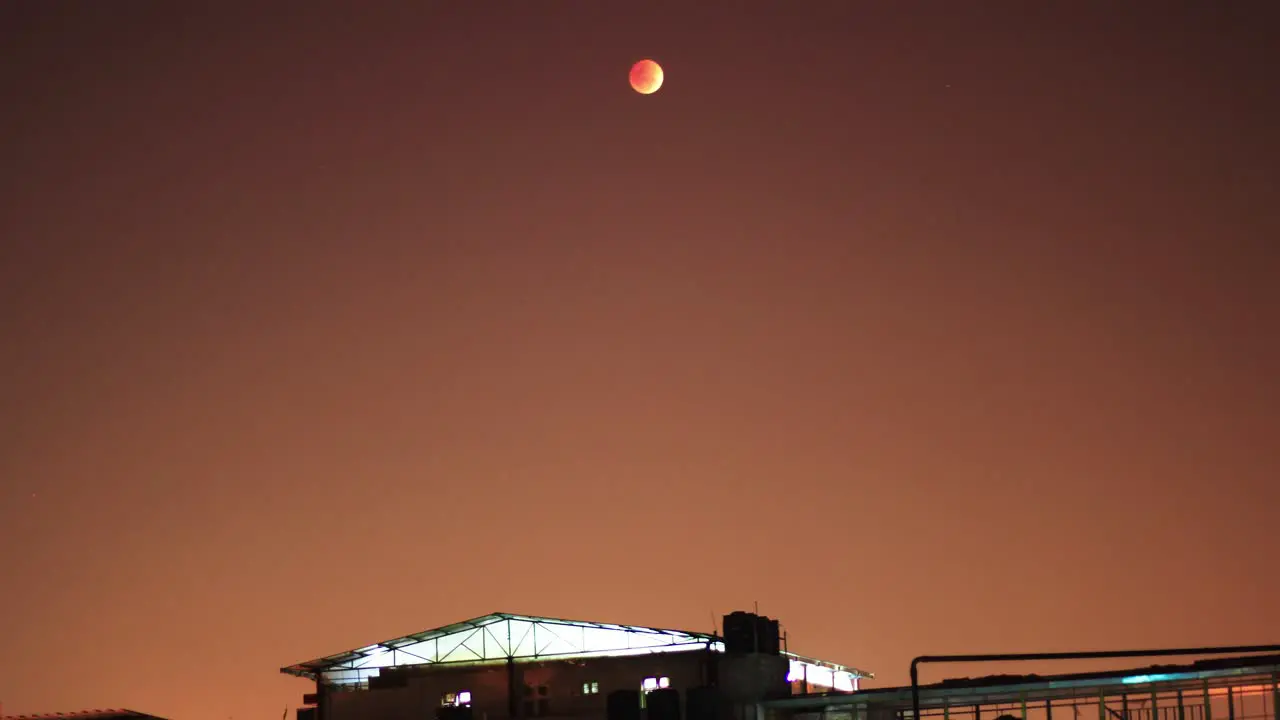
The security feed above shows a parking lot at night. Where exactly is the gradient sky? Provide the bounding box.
[2,3,1277,720]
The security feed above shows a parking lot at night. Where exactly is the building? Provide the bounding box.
[0,711,167,720]
[761,652,1280,720]
[281,611,873,720]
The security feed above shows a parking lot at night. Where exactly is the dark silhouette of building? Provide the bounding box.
[281,612,871,720]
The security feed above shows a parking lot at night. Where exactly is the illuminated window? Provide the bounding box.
[442,691,472,707]
[642,677,670,692]
[582,682,600,695]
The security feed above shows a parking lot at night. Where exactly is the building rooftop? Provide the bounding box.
[763,652,1280,713]
[281,611,872,688]
[1,711,167,720]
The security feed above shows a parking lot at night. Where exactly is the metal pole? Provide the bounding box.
[910,644,1280,720]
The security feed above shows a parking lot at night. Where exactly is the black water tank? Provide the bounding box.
[607,689,642,720]
[686,687,720,720]
[722,612,756,654]
[754,616,780,655]
[648,688,681,720]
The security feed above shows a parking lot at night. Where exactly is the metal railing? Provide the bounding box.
[910,645,1280,720]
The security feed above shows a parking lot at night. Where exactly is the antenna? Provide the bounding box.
[753,600,759,614]
[709,610,719,636]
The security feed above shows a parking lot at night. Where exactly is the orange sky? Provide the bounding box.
[1,3,1276,720]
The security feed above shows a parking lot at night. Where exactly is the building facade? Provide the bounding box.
[281,612,872,720]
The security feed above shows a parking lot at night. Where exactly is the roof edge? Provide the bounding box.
[280,612,719,678]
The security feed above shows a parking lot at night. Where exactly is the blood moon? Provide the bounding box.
[629,59,664,95]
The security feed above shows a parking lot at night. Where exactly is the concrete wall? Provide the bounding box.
[325,651,713,720]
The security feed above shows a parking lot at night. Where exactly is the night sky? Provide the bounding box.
[2,3,1277,720]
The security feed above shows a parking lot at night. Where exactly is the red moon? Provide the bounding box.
[629,59,664,95]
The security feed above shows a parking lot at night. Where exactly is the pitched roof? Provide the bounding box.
[281,612,717,680]
[280,612,874,689]
[1,711,167,720]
